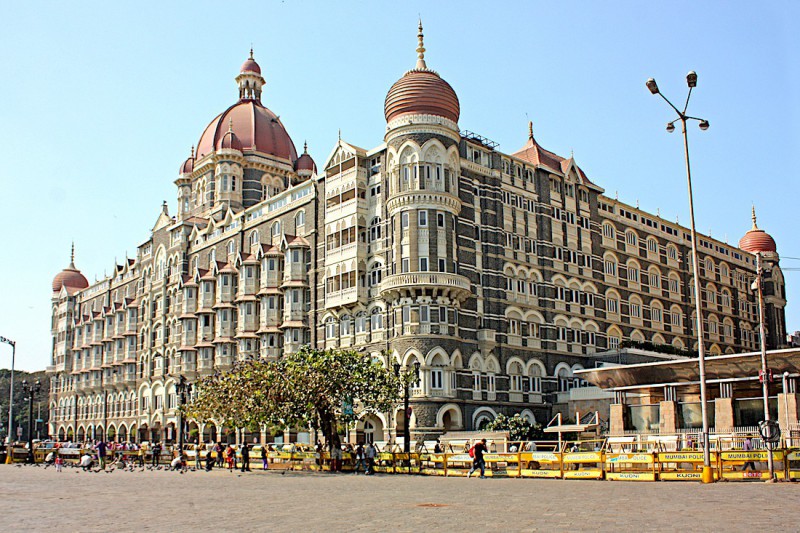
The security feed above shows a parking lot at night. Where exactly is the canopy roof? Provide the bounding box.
[575,348,800,392]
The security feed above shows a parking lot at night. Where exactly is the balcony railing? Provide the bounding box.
[380,272,471,301]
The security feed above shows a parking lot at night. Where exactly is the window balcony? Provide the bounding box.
[379,272,471,302]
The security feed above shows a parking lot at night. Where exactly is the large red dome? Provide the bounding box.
[384,22,459,125]
[196,100,298,162]
[739,208,777,254]
[739,229,777,254]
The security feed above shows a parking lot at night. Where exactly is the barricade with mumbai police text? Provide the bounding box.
[717,435,785,481]
[604,451,657,481]
[519,442,563,478]
[561,440,605,479]
[657,450,719,481]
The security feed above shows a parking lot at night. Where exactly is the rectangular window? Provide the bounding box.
[401,258,410,273]
[401,212,409,229]
[418,210,428,227]
[419,257,429,271]
[420,305,429,323]
[438,258,446,272]
[630,303,641,318]
[431,369,443,390]
[437,212,445,228]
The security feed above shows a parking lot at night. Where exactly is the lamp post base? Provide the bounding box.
[701,466,715,484]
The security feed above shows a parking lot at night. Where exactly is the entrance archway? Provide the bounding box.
[57,427,65,441]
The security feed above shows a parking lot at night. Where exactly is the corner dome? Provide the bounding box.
[739,207,777,253]
[294,142,316,174]
[52,245,89,293]
[384,22,460,125]
[219,123,243,151]
[179,146,195,174]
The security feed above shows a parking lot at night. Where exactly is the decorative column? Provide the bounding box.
[610,391,626,435]
[715,382,734,432]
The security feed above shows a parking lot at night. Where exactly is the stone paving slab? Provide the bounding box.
[1,464,798,532]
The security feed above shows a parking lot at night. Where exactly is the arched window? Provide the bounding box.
[272,221,281,237]
[227,240,236,259]
[325,317,337,339]
[296,211,305,228]
[370,308,383,330]
[249,230,259,250]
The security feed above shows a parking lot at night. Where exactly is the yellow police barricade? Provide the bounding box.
[786,449,800,480]
[719,449,785,480]
[419,453,447,476]
[373,451,396,473]
[56,447,84,464]
[393,452,421,474]
[519,443,563,478]
[561,441,605,479]
[604,451,657,481]
[718,435,785,480]
[482,452,520,478]
[444,452,473,476]
[656,450,719,481]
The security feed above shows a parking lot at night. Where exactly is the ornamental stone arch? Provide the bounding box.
[401,347,424,368]
[472,406,497,429]
[425,347,450,367]
[436,403,463,431]
[468,352,484,372]
[450,349,463,369]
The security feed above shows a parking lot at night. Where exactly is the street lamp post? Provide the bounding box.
[21,380,41,463]
[1,336,15,449]
[176,376,192,453]
[755,252,776,480]
[393,360,421,455]
[646,72,713,483]
[1,336,15,465]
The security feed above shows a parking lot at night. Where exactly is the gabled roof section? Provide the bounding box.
[512,122,603,192]
[323,138,367,170]
[152,202,173,232]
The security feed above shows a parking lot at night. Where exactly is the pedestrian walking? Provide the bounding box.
[215,442,224,468]
[365,442,376,475]
[241,443,251,472]
[138,442,146,467]
[354,443,366,474]
[195,442,204,469]
[152,442,162,466]
[741,436,756,471]
[261,444,269,470]
[55,455,63,473]
[226,444,236,470]
[467,438,488,478]
[96,440,108,470]
[205,447,214,471]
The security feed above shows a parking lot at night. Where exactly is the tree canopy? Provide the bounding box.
[484,413,544,442]
[186,347,402,450]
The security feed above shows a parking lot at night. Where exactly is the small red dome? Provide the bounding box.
[739,229,777,254]
[295,142,316,173]
[240,57,261,75]
[219,129,242,151]
[52,267,89,293]
[180,148,195,174]
[385,69,460,124]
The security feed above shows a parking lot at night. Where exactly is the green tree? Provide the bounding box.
[484,413,544,442]
[186,347,402,452]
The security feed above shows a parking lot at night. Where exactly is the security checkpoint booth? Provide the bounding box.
[575,348,800,480]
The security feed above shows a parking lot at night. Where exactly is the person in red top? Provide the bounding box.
[468,438,487,478]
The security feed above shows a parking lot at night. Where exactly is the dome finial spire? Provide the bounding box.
[416,19,427,70]
[70,241,75,268]
[303,140,308,154]
[250,45,254,59]
[751,204,758,229]
[190,145,195,158]
[528,120,534,140]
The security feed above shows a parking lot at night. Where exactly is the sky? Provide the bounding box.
[0,1,798,371]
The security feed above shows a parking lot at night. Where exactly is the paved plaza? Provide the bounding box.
[2,465,798,531]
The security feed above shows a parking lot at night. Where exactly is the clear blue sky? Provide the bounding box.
[0,1,798,371]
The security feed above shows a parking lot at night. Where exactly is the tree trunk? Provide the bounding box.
[319,410,341,453]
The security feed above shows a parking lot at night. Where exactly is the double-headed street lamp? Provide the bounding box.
[393,360,421,455]
[21,379,41,463]
[646,72,713,483]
